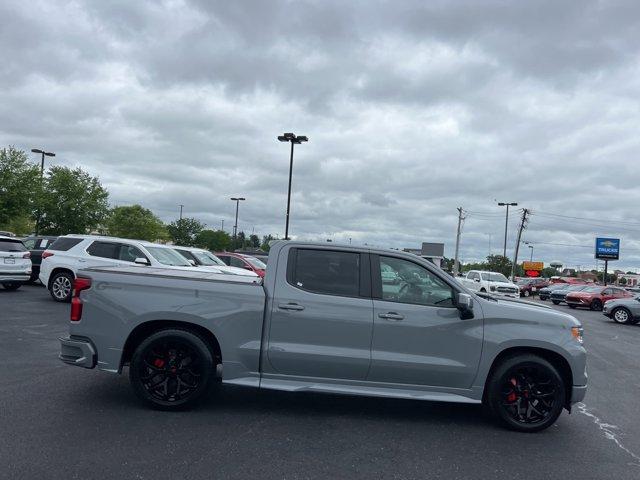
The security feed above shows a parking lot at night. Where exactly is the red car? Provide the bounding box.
[565,286,632,311]
[215,252,267,278]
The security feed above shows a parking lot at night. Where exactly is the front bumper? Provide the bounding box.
[59,336,96,369]
[571,385,587,404]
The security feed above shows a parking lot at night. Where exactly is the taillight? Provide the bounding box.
[70,277,92,322]
[42,251,54,259]
[22,252,31,259]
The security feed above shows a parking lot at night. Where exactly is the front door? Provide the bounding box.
[267,247,374,381]
[368,255,483,389]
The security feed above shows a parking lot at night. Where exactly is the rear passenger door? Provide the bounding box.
[266,247,374,381]
[83,241,122,268]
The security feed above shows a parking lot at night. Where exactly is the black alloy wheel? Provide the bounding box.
[591,299,603,311]
[487,354,565,432]
[130,329,215,410]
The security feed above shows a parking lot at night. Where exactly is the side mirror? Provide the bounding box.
[474,277,480,283]
[188,259,196,266]
[134,257,150,266]
[457,293,474,319]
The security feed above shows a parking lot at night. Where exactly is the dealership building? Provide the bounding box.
[403,242,445,268]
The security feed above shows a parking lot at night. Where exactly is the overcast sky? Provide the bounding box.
[2,0,640,271]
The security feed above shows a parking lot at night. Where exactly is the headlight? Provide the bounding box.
[571,326,584,344]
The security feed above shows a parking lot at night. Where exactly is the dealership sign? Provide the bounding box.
[595,237,620,260]
[522,261,543,271]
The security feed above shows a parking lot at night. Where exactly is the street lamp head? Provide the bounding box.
[45,152,55,157]
[31,148,44,154]
[283,132,295,140]
[231,197,245,201]
[277,136,287,142]
[296,135,308,143]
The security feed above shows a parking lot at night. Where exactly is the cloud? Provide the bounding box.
[1,0,640,270]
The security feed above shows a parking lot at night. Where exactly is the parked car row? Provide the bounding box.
[538,281,639,325]
[0,233,269,300]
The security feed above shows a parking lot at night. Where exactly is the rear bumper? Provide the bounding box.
[59,336,96,369]
[571,385,587,404]
[0,273,30,282]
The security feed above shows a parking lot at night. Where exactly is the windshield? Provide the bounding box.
[482,272,509,283]
[244,256,266,269]
[146,247,193,266]
[193,250,225,266]
[583,286,604,293]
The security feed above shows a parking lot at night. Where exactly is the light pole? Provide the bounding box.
[178,204,184,220]
[528,244,534,261]
[230,197,245,248]
[31,148,55,175]
[497,201,517,258]
[277,132,308,240]
[31,148,55,235]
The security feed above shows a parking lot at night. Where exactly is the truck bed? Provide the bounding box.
[68,265,266,382]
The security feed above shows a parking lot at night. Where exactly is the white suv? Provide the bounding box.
[0,236,32,291]
[40,235,232,302]
[173,246,257,277]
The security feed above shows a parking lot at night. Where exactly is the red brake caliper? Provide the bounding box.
[507,378,517,402]
[154,358,165,368]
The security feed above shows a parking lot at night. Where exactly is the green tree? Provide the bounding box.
[248,234,260,248]
[235,230,247,250]
[541,267,558,278]
[39,166,109,235]
[107,205,167,241]
[194,229,231,251]
[261,234,277,252]
[0,146,40,233]
[619,277,627,285]
[167,217,204,246]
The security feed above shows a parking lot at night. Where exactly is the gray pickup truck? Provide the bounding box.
[59,241,586,432]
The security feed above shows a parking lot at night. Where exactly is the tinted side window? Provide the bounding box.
[22,239,37,250]
[86,241,119,259]
[292,249,360,297]
[230,256,246,268]
[118,244,146,262]
[379,256,454,307]
[49,237,83,251]
[218,255,231,266]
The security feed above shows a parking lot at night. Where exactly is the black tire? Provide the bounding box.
[523,290,530,297]
[129,329,216,410]
[590,299,603,311]
[2,283,22,291]
[552,300,560,305]
[612,307,632,325]
[49,271,74,302]
[485,354,565,432]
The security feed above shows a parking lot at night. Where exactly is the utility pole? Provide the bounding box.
[511,208,529,281]
[220,219,224,232]
[453,207,466,275]
[497,201,518,258]
[179,204,184,220]
[277,133,308,240]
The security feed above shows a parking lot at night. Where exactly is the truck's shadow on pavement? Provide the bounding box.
[81,375,492,429]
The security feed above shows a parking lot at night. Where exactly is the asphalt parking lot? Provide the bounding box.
[1,286,640,480]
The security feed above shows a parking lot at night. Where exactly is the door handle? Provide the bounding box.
[278,303,305,311]
[378,312,404,321]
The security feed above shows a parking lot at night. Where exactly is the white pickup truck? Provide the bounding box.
[458,270,520,298]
